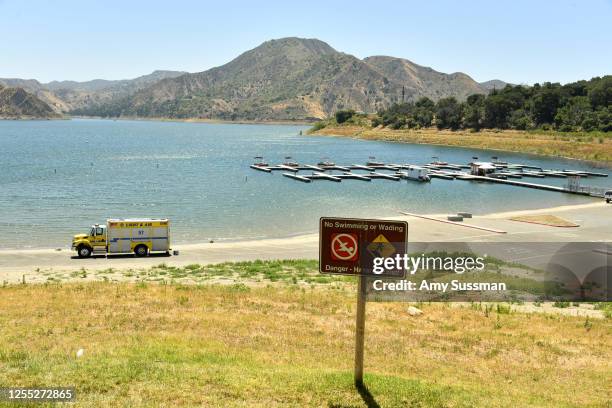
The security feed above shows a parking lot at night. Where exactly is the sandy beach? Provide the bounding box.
[0,201,609,284]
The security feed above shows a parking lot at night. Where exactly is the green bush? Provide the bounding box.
[335,109,355,124]
[310,121,327,131]
[371,76,611,133]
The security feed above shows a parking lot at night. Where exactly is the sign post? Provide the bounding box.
[319,217,408,386]
[354,275,367,386]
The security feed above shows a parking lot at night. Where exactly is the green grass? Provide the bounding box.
[0,281,610,407]
[594,302,612,319]
[41,259,358,287]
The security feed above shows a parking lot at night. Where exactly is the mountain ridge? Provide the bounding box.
[0,84,61,119]
[3,37,505,120]
[0,70,186,113]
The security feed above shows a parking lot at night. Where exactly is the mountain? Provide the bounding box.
[479,79,510,91]
[363,56,487,102]
[44,70,187,112]
[85,38,409,120]
[73,38,494,121]
[4,38,503,121]
[0,78,69,112]
[45,70,186,92]
[0,70,185,113]
[0,85,60,119]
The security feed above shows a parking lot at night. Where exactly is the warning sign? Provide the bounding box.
[331,233,359,261]
[320,217,408,277]
[367,234,396,258]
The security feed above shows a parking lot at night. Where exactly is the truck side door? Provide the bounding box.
[92,226,106,248]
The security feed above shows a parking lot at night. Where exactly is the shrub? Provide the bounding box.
[335,109,355,124]
[310,121,327,131]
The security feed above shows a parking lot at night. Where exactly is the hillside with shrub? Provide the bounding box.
[364,76,611,132]
[310,77,611,162]
[0,85,61,119]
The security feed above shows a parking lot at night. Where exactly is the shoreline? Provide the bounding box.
[311,125,612,167]
[0,200,609,283]
[0,115,67,121]
[0,202,605,254]
[69,115,315,126]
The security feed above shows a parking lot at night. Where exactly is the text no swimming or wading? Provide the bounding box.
[319,217,408,277]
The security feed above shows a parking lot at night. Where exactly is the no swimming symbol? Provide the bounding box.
[331,233,359,261]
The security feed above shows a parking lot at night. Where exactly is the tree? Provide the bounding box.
[596,107,612,132]
[435,97,462,130]
[580,111,599,132]
[414,107,434,128]
[532,83,562,125]
[508,109,532,130]
[463,94,485,130]
[484,94,513,128]
[371,77,610,133]
[335,109,355,124]
[554,96,591,131]
[415,97,435,110]
[588,76,612,109]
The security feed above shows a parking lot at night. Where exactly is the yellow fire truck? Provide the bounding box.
[72,219,171,258]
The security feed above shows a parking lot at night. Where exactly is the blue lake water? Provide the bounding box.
[0,119,610,249]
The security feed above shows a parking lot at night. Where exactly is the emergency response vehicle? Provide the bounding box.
[72,219,171,258]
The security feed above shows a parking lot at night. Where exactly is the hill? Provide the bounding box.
[43,70,187,111]
[480,79,511,90]
[3,38,504,121]
[0,85,61,119]
[71,38,493,121]
[0,70,185,113]
[0,78,69,112]
[364,55,487,102]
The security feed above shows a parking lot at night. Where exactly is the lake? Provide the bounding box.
[0,119,609,249]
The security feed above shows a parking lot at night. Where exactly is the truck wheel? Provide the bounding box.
[77,246,92,258]
[134,245,148,257]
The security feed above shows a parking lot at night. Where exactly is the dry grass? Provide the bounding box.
[312,125,612,163]
[0,282,610,407]
[30,259,343,286]
[510,215,579,227]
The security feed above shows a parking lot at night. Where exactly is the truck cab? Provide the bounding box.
[606,190,612,203]
[72,224,106,258]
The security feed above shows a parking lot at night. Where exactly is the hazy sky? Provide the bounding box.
[1,0,610,84]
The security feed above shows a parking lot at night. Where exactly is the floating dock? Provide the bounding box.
[250,164,271,173]
[350,164,375,171]
[302,164,324,171]
[341,172,372,181]
[282,173,311,182]
[369,172,400,181]
[252,159,609,198]
[310,172,342,182]
[277,164,299,172]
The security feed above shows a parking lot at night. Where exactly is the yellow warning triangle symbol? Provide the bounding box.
[367,234,396,258]
[372,234,390,244]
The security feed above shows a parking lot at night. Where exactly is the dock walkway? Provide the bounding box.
[252,159,609,198]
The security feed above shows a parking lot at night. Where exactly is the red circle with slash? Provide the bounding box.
[331,233,359,261]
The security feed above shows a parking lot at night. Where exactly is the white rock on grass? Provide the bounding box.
[407,306,423,316]
[76,349,84,358]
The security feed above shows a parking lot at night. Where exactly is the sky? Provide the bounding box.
[0,0,610,85]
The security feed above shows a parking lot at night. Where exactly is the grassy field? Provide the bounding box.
[311,124,612,164]
[1,262,610,407]
[32,259,347,286]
